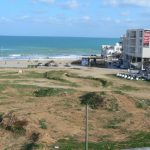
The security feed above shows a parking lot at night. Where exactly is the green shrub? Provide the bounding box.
[66,73,112,87]
[136,99,150,109]
[44,71,77,86]
[39,119,47,129]
[44,71,66,81]
[22,132,43,150]
[80,92,118,111]
[34,88,75,97]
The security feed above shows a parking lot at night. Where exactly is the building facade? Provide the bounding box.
[122,29,150,70]
[101,43,122,58]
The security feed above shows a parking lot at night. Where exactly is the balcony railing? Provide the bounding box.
[130,35,136,38]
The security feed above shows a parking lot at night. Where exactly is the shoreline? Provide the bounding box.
[0,54,101,60]
[0,54,103,68]
[0,57,80,68]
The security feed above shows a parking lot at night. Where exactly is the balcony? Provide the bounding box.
[130,35,136,39]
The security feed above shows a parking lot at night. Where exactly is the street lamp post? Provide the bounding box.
[85,104,88,150]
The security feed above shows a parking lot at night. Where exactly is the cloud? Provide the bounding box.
[60,0,80,9]
[82,16,91,21]
[103,0,150,7]
[32,9,47,14]
[121,11,130,16]
[0,17,12,22]
[18,15,31,20]
[32,0,55,4]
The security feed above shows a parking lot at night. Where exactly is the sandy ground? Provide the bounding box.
[0,58,77,68]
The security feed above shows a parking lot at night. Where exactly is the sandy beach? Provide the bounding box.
[0,58,78,68]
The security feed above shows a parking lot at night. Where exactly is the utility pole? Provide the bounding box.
[85,104,88,150]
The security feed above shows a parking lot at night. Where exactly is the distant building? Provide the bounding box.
[122,29,150,70]
[101,43,122,58]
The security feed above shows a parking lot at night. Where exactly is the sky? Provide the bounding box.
[0,0,150,37]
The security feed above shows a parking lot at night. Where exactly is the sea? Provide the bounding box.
[0,36,119,60]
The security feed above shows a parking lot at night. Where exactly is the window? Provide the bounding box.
[139,31,143,37]
[139,39,143,46]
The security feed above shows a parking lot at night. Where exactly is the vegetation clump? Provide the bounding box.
[136,99,150,109]
[39,119,47,129]
[104,117,125,129]
[25,71,44,78]
[34,88,75,97]
[0,112,28,135]
[112,90,124,95]
[44,71,67,82]
[66,73,112,87]
[44,71,77,86]
[80,92,118,111]
[118,85,139,91]
[22,132,43,150]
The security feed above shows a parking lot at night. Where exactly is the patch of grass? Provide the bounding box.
[11,84,39,89]
[119,132,150,149]
[104,117,125,129]
[99,78,112,87]
[66,73,113,88]
[34,88,75,97]
[0,71,43,79]
[0,75,19,79]
[44,71,78,87]
[98,135,112,141]
[25,71,44,78]
[0,84,7,92]
[71,68,81,70]
[39,119,47,129]
[107,97,119,111]
[136,99,150,109]
[0,71,19,79]
[145,111,150,118]
[44,70,66,80]
[54,132,150,150]
[63,101,73,108]
[112,90,124,95]
[0,83,38,93]
[22,143,44,150]
[118,85,139,91]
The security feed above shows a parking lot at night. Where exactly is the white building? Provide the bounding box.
[122,29,150,70]
[101,43,122,58]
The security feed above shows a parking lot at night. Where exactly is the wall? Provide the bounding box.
[142,47,150,58]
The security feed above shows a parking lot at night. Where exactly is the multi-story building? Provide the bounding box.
[122,29,150,70]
